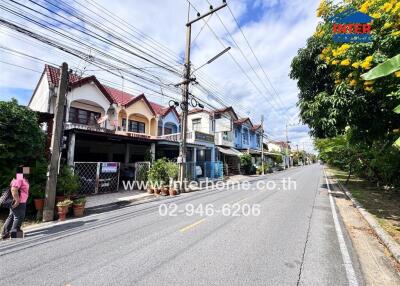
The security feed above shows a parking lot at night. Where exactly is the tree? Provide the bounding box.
[0,99,46,189]
[290,0,400,142]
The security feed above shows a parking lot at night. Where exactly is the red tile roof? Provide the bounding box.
[234,117,253,126]
[44,65,178,117]
[103,85,137,106]
[213,106,238,120]
[188,108,211,115]
[251,124,261,131]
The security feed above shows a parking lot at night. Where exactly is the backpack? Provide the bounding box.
[0,187,13,208]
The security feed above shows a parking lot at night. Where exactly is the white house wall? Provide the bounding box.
[28,75,50,113]
[67,83,111,115]
[187,112,211,133]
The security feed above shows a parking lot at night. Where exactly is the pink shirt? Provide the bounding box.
[11,178,30,203]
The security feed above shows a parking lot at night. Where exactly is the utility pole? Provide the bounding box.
[43,62,69,222]
[178,2,227,191]
[285,123,289,169]
[260,115,264,175]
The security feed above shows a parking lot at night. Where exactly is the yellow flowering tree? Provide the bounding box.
[291,0,400,141]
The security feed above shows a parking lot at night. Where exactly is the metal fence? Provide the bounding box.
[183,161,223,181]
[74,162,120,194]
[134,162,150,182]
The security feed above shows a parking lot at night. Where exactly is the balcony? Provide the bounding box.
[64,122,214,144]
[215,132,234,147]
[157,131,214,144]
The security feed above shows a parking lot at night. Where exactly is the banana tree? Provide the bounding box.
[361,54,400,148]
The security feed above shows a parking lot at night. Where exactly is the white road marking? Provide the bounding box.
[323,168,359,286]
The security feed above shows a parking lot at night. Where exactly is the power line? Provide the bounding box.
[186,0,290,123]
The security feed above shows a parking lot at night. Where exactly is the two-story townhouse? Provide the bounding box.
[29,65,182,167]
[233,117,264,166]
[267,140,293,169]
[212,107,242,175]
[234,118,253,150]
[186,108,217,178]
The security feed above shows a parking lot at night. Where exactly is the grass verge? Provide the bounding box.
[329,167,400,245]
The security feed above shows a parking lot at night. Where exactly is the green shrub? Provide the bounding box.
[240,153,253,175]
[0,99,45,189]
[166,161,179,181]
[148,158,169,186]
[28,158,48,201]
[57,165,80,196]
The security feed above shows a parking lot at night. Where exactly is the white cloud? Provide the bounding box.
[0,0,319,152]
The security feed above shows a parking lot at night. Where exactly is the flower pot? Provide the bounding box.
[73,204,85,217]
[147,188,154,194]
[57,205,69,221]
[169,189,177,196]
[154,188,161,195]
[161,186,169,196]
[34,198,44,211]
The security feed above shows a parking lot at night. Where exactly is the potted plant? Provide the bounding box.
[148,159,169,196]
[72,197,86,217]
[56,199,73,221]
[28,159,48,219]
[161,185,169,196]
[57,166,81,199]
[166,161,179,196]
[147,186,155,194]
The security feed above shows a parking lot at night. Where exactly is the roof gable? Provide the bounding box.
[124,94,156,116]
[70,76,113,104]
[213,106,238,120]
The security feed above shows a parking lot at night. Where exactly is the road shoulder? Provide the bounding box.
[326,169,400,285]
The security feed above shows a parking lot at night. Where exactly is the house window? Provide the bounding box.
[192,118,201,131]
[243,129,249,145]
[256,134,261,147]
[164,126,173,135]
[69,107,100,125]
[235,129,239,138]
[223,131,229,141]
[128,120,145,133]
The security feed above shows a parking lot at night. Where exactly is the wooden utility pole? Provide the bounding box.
[260,115,264,175]
[178,3,227,191]
[43,62,69,222]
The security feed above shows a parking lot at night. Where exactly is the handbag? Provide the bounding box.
[0,187,13,208]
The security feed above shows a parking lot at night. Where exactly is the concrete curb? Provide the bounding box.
[327,169,400,265]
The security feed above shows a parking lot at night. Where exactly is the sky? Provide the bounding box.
[0,0,320,152]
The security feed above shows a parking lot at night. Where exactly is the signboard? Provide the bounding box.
[215,117,232,132]
[194,131,214,143]
[101,162,118,173]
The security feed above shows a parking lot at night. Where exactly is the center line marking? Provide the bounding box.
[179,218,206,233]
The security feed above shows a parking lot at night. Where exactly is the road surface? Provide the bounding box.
[0,164,364,285]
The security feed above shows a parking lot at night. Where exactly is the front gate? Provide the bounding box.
[74,162,120,194]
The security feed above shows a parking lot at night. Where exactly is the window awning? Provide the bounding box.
[217,146,242,157]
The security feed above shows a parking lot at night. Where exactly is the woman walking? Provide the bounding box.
[1,166,30,239]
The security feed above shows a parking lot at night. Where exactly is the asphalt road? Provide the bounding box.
[0,165,364,286]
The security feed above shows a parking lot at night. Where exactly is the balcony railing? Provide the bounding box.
[64,122,214,143]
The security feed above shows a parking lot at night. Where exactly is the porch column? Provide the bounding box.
[162,121,165,135]
[150,142,156,162]
[124,143,130,164]
[193,147,197,164]
[67,132,75,167]
[125,116,129,131]
[211,146,215,163]
[65,100,71,122]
